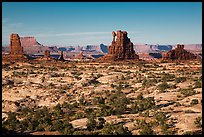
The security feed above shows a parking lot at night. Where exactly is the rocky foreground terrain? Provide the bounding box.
[2,60,202,135]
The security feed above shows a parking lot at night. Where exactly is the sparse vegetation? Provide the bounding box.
[2,60,202,135]
[194,117,202,128]
[190,99,199,106]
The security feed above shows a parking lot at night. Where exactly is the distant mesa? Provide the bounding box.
[34,50,56,61]
[163,44,200,60]
[75,51,93,60]
[101,30,139,61]
[20,36,41,47]
[2,33,202,61]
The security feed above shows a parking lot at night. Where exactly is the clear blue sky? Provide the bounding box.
[2,2,202,46]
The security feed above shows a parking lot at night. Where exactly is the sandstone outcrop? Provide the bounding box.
[163,44,199,60]
[2,33,27,62]
[10,34,24,57]
[101,30,139,61]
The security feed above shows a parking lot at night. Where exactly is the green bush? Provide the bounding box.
[99,123,131,135]
[106,91,130,115]
[175,77,186,83]
[131,95,155,113]
[194,80,201,88]
[194,117,202,128]
[190,99,199,106]
[86,115,97,131]
[180,89,196,97]
[135,119,155,135]
[157,81,169,93]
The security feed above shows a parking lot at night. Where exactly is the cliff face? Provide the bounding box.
[101,30,139,61]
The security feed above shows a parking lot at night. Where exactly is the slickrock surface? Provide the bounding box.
[2,59,202,135]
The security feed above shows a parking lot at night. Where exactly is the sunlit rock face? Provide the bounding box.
[101,30,139,61]
[163,44,199,60]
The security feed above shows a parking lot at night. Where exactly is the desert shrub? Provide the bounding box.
[142,78,157,88]
[86,114,97,131]
[52,119,64,131]
[130,95,155,113]
[135,119,155,135]
[92,96,105,105]
[175,77,186,83]
[99,123,132,135]
[174,102,181,107]
[162,73,175,81]
[2,111,20,131]
[74,112,85,119]
[61,120,75,135]
[154,112,167,125]
[190,99,199,106]
[78,95,88,106]
[52,103,63,116]
[194,80,201,88]
[180,89,196,97]
[184,110,195,113]
[139,124,155,135]
[194,117,202,128]
[96,104,113,117]
[157,81,169,93]
[96,117,106,129]
[161,123,173,135]
[106,91,130,115]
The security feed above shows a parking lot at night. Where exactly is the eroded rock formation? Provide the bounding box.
[58,51,65,61]
[2,33,28,62]
[163,44,199,60]
[10,34,24,58]
[101,30,139,61]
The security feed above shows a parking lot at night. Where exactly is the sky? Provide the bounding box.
[2,2,202,46]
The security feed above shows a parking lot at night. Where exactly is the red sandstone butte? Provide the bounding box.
[163,44,200,60]
[101,30,139,61]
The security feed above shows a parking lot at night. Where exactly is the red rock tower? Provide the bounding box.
[10,33,24,58]
[101,30,139,60]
